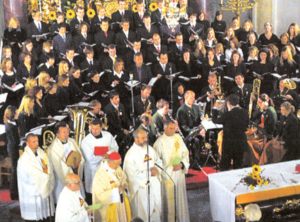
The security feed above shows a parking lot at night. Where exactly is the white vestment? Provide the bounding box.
[17,146,55,220]
[153,133,190,222]
[81,131,119,193]
[55,186,90,222]
[123,143,163,222]
[47,137,85,202]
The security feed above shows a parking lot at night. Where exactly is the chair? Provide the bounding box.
[0,157,12,186]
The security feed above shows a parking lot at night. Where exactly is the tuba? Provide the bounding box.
[280,78,296,97]
[249,78,261,118]
[208,76,224,116]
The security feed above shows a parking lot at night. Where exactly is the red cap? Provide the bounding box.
[108,152,121,160]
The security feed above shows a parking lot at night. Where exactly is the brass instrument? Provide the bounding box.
[153,123,162,137]
[68,105,93,147]
[42,130,55,166]
[100,114,108,130]
[167,112,184,138]
[249,78,261,118]
[145,100,151,114]
[280,78,296,97]
[208,76,224,116]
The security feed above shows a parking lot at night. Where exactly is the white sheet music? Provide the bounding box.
[53,115,67,121]
[3,83,24,92]
[148,77,158,86]
[0,124,5,135]
[0,93,8,103]
[77,102,90,107]
[201,120,223,130]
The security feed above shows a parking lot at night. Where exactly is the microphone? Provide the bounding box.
[130,73,133,80]
[154,163,164,171]
[169,67,172,74]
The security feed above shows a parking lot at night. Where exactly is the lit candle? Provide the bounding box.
[221,0,224,4]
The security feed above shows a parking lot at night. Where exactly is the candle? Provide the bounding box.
[221,0,224,4]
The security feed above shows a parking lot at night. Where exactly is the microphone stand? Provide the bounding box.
[146,119,151,222]
[130,73,135,127]
[154,163,177,222]
[170,68,173,110]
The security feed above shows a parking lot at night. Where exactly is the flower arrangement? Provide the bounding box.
[149,3,158,12]
[232,165,271,192]
[66,9,76,20]
[87,8,96,18]
[132,4,138,13]
[49,11,57,21]
[64,1,76,23]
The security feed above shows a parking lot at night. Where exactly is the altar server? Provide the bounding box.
[18,134,55,221]
[81,119,119,198]
[123,129,162,222]
[47,121,85,203]
[93,152,132,221]
[153,120,190,222]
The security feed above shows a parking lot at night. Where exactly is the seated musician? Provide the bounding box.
[151,99,172,137]
[134,85,156,118]
[270,79,300,115]
[177,90,205,160]
[251,94,276,141]
[47,121,85,203]
[200,73,223,117]
[230,73,253,110]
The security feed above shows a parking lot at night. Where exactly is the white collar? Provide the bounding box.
[59,33,66,38]
[238,84,244,89]
[114,70,123,78]
[104,160,116,173]
[87,58,93,63]
[247,56,258,61]
[158,109,164,116]
[119,10,125,15]
[98,15,104,20]
[34,21,41,27]
[110,55,117,61]
[7,120,16,125]
[77,16,83,22]
[111,103,119,110]
[176,43,182,48]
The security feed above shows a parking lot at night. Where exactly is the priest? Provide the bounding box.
[47,121,85,203]
[153,120,190,222]
[81,118,119,203]
[56,173,91,222]
[123,129,163,222]
[93,152,132,222]
[17,133,55,221]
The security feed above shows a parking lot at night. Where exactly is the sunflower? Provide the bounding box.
[257,178,263,185]
[251,173,258,180]
[149,2,158,12]
[249,185,254,190]
[132,4,138,13]
[49,11,57,21]
[87,8,96,18]
[66,9,75,20]
[252,165,261,174]
[264,180,269,186]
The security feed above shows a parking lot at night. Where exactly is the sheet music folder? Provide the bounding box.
[201,120,223,130]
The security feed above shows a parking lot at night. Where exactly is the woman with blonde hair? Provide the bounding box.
[215,43,225,64]
[225,37,243,61]
[205,28,218,49]
[278,101,300,161]
[222,26,235,50]
[238,20,257,42]
[24,77,37,93]
[38,72,51,88]
[278,32,289,52]
[4,105,19,200]
[58,60,69,76]
[258,22,280,46]
[193,39,206,63]
[277,46,297,78]
[4,17,25,67]
[266,44,279,68]
[18,95,37,137]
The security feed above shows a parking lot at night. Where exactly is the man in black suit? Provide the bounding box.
[94,19,115,59]
[80,47,101,83]
[104,91,132,157]
[133,0,145,31]
[69,7,90,36]
[182,13,204,46]
[146,33,168,69]
[64,47,79,69]
[151,0,166,28]
[91,5,111,34]
[230,74,253,110]
[124,40,146,69]
[134,85,156,118]
[151,99,172,136]
[38,53,57,79]
[101,44,117,71]
[49,12,71,37]
[111,0,134,33]
[129,52,152,86]
[152,52,176,101]
[168,32,190,65]
[115,18,137,58]
[136,14,159,50]
[26,11,49,55]
[53,23,73,61]
[159,17,180,46]
[212,94,249,171]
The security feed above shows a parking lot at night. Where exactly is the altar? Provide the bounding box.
[208,161,300,222]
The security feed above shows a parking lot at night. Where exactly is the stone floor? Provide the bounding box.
[0,187,212,222]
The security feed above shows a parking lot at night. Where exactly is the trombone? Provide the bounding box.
[249,78,261,118]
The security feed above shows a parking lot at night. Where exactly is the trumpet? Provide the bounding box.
[100,114,108,130]
[249,78,261,118]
